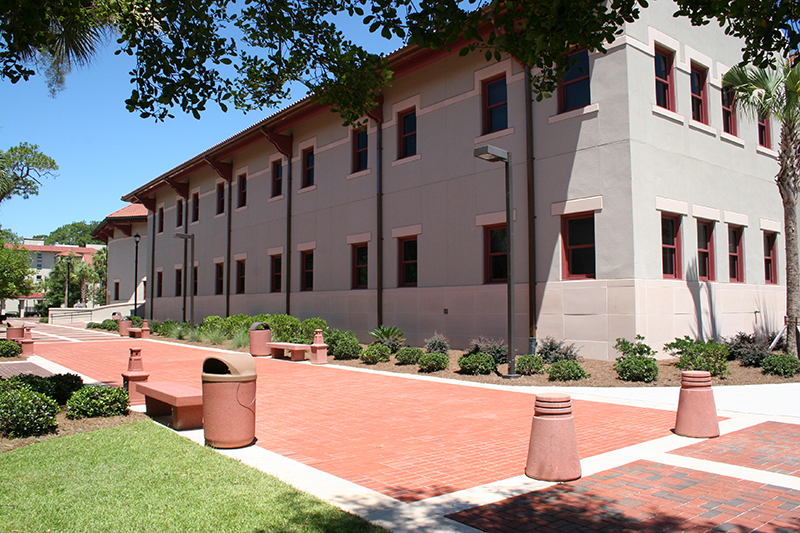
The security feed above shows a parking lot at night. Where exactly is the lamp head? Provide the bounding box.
[134,233,141,243]
[474,145,509,163]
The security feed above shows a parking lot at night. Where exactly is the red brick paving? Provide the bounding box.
[32,339,679,502]
[671,422,800,478]
[447,460,800,533]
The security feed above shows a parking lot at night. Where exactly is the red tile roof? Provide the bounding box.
[106,204,148,219]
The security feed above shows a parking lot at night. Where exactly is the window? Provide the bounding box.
[352,244,368,289]
[728,225,743,283]
[301,251,314,291]
[238,174,247,208]
[483,75,508,133]
[697,220,715,281]
[236,260,246,294]
[216,183,225,215]
[758,114,771,148]
[484,224,508,283]
[175,268,182,297]
[302,149,315,188]
[191,192,200,222]
[193,266,198,296]
[156,271,163,298]
[114,281,120,301]
[690,63,708,124]
[271,255,282,292]
[722,87,737,136]
[353,128,368,172]
[215,263,224,295]
[662,214,682,279]
[398,108,417,159]
[271,160,283,198]
[399,236,418,287]
[157,207,164,234]
[562,214,595,279]
[655,46,674,110]
[176,199,184,227]
[764,232,777,284]
[559,50,591,113]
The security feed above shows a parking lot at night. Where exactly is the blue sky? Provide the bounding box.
[0,17,402,240]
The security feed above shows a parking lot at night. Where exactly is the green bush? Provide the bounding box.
[0,377,32,395]
[614,335,656,358]
[395,346,424,365]
[201,327,227,345]
[664,336,729,377]
[458,352,496,375]
[100,319,119,331]
[66,385,129,419]
[187,327,204,342]
[86,322,102,329]
[268,314,302,342]
[537,336,580,364]
[6,373,83,404]
[369,325,405,354]
[0,388,59,438]
[516,354,545,375]
[466,337,508,365]
[418,352,449,373]
[39,316,48,323]
[547,360,590,381]
[761,353,800,377]
[614,355,659,382]
[199,315,224,333]
[359,344,391,364]
[298,317,329,343]
[221,314,254,337]
[0,339,21,358]
[231,328,250,349]
[332,335,362,360]
[325,329,353,355]
[424,332,451,354]
[128,316,144,327]
[151,319,177,335]
[725,332,771,367]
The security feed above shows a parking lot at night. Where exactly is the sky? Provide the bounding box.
[0,16,403,240]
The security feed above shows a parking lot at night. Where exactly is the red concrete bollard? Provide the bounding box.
[525,393,582,482]
[141,320,150,339]
[310,329,328,364]
[674,371,719,438]
[23,326,33,341]
[20,339,34,356]
[249,326,271,357]
[121,347,150,405]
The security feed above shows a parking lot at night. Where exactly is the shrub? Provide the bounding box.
[359,344,391,364]
[664,336,729,377]
[128,315,144,327]
[395,346,424,365]
[0,388,59,437]
[268,314,302,342]
[298,317,329,343]
[325,329,353,355]
[458,352,496,375]
[332,335,362,360]
[614,335,656,358]
[6,373,83,404]
[425,332,451,354]
[199,315,224,333]
[86,322,102,329]
[152,319,178,336]
[369,325,405,354]
[614,355,659,383]
[221,314,253,337]
[725,332,770,367]
[0,339,21,358]
[0,377,32,395]
[761,353,800,377]
[418,352,449,373]
[547,360,590,381]
[202,327,227,345]
[516,354,545,375]
[466,337,508,365]
[100,318,119,332]
[232,328,250,349]
[537,336,580,364]
[187,327,204,342]
[39,317,48,323]
[66,385,129,419]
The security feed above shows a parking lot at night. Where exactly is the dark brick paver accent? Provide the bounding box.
[447,460,800,533]
[0,362,53,378]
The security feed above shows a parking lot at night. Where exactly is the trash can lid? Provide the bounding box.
[202,352,257,382]
[250,322,270,331]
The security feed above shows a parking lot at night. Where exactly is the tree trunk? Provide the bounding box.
[777,119,800,357]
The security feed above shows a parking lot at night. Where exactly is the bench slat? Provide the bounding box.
[136,381,202,407]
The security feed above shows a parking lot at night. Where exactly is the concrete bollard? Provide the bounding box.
[23,326,33,340]
[20,339,34,356]
[310,329,328,364]
[674,371,719,438]
[525,393,582,482]
[121,347,150,405]
[141,320,150,339]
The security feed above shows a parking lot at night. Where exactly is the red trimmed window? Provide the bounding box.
[353,128,368,173]
[301,251,314,291]
[655,46,674,111]
[483,75,508,134]
[697,220,715,281]
[728,225,743,283]
[238,174,247,208]
[157,207,164,234]
[193,266,198,296]
[562,213,595,279]
[484,224,508,283]
[176,199,183,227]
[758,114,771,148]
[175,268,182,297]
[114,281,120,301]
[191,192,199,222]
[215,263,224,295]
[398,108,417,159]
[352,243,368,289]
[764,232,777,284]
[216,183,225,215]
[690,63,708,124]
[302,148,315,188]
[271,255,282,293]
[271,160,282,198]
[722,87,737,136]
[156,271,163,298]
[559,49,591,113]
[236,260,245,294]
[662,214,682,279]
[399,236,418,287]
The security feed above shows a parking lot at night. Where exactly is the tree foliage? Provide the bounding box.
[0,243,35,301]
[43,220,102,245]
[42,253,99,308]
[0,143,58,203]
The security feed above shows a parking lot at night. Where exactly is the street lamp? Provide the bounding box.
[133,233,141,317]
[64,255,72,308]
[474,144,518,378]
[174,232,195,325]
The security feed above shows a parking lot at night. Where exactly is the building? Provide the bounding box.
[110,2,784,359]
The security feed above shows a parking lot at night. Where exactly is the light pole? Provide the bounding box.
[474,144,518,378]
[133,233,141,317]
[63,255,72,308]
[174,232,195,325]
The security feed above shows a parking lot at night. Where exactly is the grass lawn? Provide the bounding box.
[0,420,387,533]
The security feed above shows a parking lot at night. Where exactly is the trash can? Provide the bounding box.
[202,353,257,448]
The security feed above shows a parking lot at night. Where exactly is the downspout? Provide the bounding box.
[371,99,385,327]
[525,65,538,355]
[149,209,156,320]
[182,192,189,323]
[286,153,293,316]
[226,179,232,317]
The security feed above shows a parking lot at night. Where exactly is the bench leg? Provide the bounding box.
[272,348,286,359]
[290,349,306,361]
[172,405,203,430]
[145,397,172,417]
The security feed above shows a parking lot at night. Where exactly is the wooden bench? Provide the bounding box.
[136,381,203,430]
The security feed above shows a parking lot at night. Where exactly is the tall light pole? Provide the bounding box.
[133,233,141,317]
[174,232,195,325]
[474,144,518,378]
[63,255,72,308]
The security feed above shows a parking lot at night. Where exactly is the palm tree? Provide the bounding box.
[724,61,800,357]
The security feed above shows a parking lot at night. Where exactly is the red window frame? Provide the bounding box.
[398,108,417,159]
[157,207,164,234]
[271,160,283,198]
[398,236,418,287]
[758,114,771,148]
[561,213,596,280]
[654,46,675,111]
[728,225,743,283]
[302,148,315,188]
[156,271,163,298]
[764,231,777,284]
[114,281,120,301]
[662,214,682,279]
[352,243,368,289]
[722,87,737,136]
[558,49,591,113]
[690,63,708,124]
[484,224,508,283]
[216,183,225,215]
[175,268,182,297]
[215,263,224,295]
[352,128,368,173]
[176,199,183,227]
[482,74,508,134]
[270,255,282,293]
[236,259,245,294]
[191,192,199,222]
[697,220,715,281]
[301,251,314,291]
[238,174,247,208]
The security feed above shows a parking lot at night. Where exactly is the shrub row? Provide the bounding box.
[0,339,21,358]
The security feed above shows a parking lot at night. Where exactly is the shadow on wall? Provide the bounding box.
[685,259,719,341]
[754,293,781,338]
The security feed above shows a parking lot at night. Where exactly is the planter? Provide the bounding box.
[249,323,271,357]
[119,320,133,337]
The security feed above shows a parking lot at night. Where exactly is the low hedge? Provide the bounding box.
[395,346,424,365]
[418,352,449,373]
[66,385,129,419]
[547,360,590,382]
[0,388,59,437]
[359,344,391,364]
[515,354,545,375]
[0,339,21,358]
[458,352,496,375]
[761,353,800,377]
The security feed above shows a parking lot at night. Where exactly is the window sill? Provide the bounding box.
[474,127,515,144]
[347,168,372,180]
[720,131,745,147]
[689,120,717,137]
[214,212,225,219]
[190,220,200,226]
[298,185,317,194]
[651,105,685,125]
[548,103,600,124]
[268,194,285,203]
[235,205,248,212]
[391,154,421,167]
[757,145,779,159]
